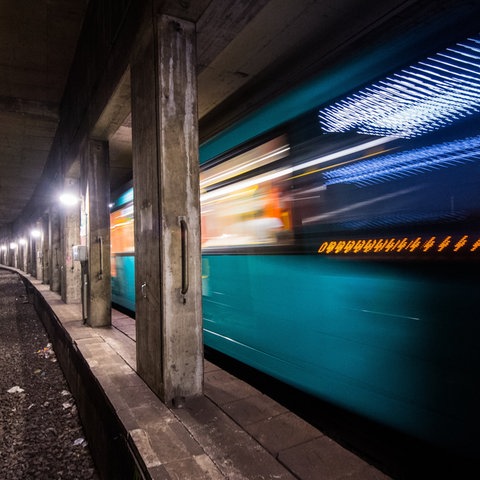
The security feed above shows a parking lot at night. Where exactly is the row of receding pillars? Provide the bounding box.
[0,230,48,293]
[0,13,203,407]
[0,180,86,302]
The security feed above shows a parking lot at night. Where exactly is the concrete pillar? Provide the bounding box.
[28,236,36,276]
[18,238,27,272]
[0,231,12,265]
[15,242,21,269]
[86,140,111,327]
[131,14,203,406]
[49,205,61,292]
[34,226,43,282]
[8,243,15,268]
[42,215,50,284]
[60,179,82,304]
[10,242,17,268]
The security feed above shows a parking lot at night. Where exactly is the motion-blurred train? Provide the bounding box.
[110,29,480,461]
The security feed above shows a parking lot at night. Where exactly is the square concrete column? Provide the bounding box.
[18,238,27,272]
[27,236,35,275]
[86,140,111,327]
[34,227,43,282]
[49,205,61,293]
[60,178,82,304]
[42,215,50,284]
[10,243,18,268]
[131,14,202,406]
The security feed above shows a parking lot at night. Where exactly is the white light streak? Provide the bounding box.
[323,135,480,186]
[201,137,393,204]
[318,34,480,138]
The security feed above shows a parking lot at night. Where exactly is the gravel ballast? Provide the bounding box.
[0,269,100,479]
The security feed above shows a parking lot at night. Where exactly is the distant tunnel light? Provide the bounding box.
[1,245,7,251]
[30,229,41,238]
[318,34,480,138]
[9,242,17,249]
[19,238,27,246]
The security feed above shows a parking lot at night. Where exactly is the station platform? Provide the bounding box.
[13,269,391,480]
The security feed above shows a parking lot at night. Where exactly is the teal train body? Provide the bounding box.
[111,22,480,461]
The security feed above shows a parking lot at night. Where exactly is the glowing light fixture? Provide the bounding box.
[9,242,17,249]
[323,134,480,187]
[318,34,480,138]
[59,192,80,206]
[18,238,27,246]
[31,229,41,238]
[1,245,7,251]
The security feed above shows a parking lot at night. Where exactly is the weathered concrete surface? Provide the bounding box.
[131,14,203,406]
[85,139,111,328]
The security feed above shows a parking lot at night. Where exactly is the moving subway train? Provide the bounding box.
[111,31,480,461]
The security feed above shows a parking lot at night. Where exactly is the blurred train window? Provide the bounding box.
[201,135,294,248]
[111,204,134,254]
[289,127,480,258]
[110,202,134,277]
[308,133,480,227]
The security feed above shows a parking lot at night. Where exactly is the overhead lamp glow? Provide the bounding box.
[9,242,17,249]
[318,34,480,138]
[59,192,80,206]
[1,245,7,251]
[18,238,27,246]
[31,229,41,238]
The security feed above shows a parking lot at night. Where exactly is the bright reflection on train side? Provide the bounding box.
[200,136,290,191]
[201,136,393,202]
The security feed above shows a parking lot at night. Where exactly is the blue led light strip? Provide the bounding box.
[318,35,480,138]
[323,135,480,187]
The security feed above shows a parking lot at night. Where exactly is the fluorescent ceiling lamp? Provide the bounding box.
[318,34,480,138]
[59,192,80,206]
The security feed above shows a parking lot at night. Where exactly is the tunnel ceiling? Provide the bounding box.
[0,0,473,231]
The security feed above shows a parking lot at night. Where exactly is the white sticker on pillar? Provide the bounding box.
[140,204,152,232]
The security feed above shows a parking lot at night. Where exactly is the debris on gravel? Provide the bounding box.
[0,270,100,480]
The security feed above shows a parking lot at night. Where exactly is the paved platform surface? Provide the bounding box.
[14,271,392,480]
